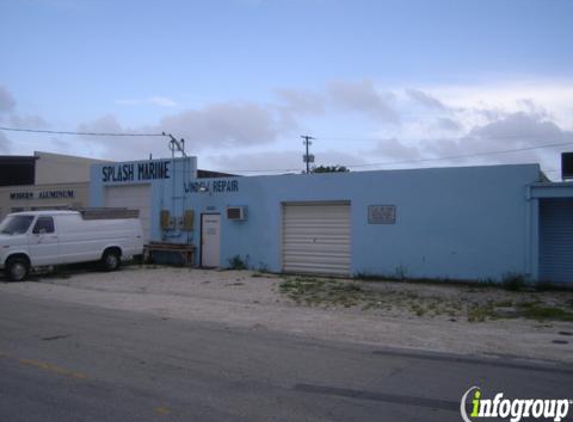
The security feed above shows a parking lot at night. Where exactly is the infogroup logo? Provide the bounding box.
[460,386,572,422]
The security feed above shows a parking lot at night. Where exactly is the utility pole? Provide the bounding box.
[301,135,315,173]
[163,132,187,158]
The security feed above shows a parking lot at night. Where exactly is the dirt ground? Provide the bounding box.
[1,265,572,364]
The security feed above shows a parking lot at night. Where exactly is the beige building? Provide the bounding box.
[33,151,106,184]
[0,151,109,219]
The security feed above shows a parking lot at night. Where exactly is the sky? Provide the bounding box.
[0,0,572,179]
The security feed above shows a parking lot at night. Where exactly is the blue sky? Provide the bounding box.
[1,0,572,178]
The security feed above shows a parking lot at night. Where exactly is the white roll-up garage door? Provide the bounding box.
[540,198,573,284]
[282,202,351,275]
[104,184,151,242]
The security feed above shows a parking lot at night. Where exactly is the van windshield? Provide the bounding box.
[0,215,35,235]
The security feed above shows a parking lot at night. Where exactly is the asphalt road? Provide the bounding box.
[0,290,571,422]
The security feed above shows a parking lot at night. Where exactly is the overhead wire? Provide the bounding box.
[0,126,165,137]
[1,125,569,174]
[3,125,568,141]
[223,139,573,173]
[344,140,573,169]
[319,133,573,142]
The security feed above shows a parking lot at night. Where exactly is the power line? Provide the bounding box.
[223,140,573,173]
[319,134,573,142]
[3,125,569,142]
[0,126,165,137]
[346,140,573,169]
[1,125,568,173]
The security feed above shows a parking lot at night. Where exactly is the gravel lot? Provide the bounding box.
[1,265,572,363]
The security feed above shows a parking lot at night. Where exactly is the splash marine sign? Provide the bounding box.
[101,161,170,183]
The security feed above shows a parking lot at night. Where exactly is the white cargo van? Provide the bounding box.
[0,210,144,281]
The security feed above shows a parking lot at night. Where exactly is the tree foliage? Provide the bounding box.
[310,165,350,173]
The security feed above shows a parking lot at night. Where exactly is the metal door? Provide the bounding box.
[201,214,221,268]
[540,198,573,284]
[282,202,351,275]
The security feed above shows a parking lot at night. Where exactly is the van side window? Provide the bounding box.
[33,216,55,234]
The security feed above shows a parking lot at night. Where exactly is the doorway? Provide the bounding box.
[201,214,221,267]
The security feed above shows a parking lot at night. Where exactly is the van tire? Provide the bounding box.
[102,249,121,271]
[6,257,29,281]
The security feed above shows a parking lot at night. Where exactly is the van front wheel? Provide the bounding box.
[102,250,121,271]
[6,257,29,281]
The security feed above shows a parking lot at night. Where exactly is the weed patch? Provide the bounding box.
[517,304,573,322]
[279,277,363,307]
[467,303,497,322]
[278,274,573,323]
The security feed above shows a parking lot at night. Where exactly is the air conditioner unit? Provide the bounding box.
[226,206,247,221]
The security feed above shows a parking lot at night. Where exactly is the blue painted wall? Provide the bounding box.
[186,164,540,281]
[90,157,197,242]
[91,159,541,281]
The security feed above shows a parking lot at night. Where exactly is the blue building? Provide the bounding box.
[90,158,573,284]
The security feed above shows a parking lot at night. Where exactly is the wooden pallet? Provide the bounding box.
[144,242,196,266]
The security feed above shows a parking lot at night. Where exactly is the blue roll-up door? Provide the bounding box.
[539,198,573,284]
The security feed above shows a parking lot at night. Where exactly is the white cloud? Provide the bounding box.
[9,113,48,129]
[206,149,368,174]
[78,114,124,134]
[0,131,11,153]
[149,97,177,107]
[0,86,16,114]
[75,114,144,160]
[3,78,573,181]
[468,112,564,143]
[159,102,284,148]
[76,101,293,160]
[207,150,303,174]
[327,79,400,124]
[49,136,70,151]
[416,111,573,175]
[406,89,447,111]
[313,150,369,169]
[420,80,573,130]
[273,88,325,132]
[115,96,178,108]
[81,81,573,178]
[435,117,463,132]
[274,88,324,116]
[355,82,573,176]
[0,86,47,129]
[370,138,422,161]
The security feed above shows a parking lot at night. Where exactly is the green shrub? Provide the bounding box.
[228,255,247,270]
[502,272,528,291]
